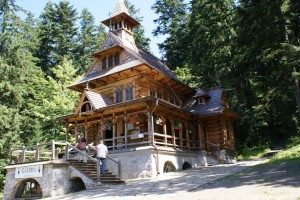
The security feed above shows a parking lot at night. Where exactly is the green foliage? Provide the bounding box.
[173,66,199,89]
[125,0,151,51]
[152,0,188,68]
[237,145,271,160]
[36,1,78,76]
[270,145,300,162]
[76,8,106,74]
[153,0,300,149]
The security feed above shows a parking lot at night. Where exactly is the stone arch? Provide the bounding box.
[163,161,176,173]
[69,177,86,192]
[14,178,42,199]
[182,162,192,170]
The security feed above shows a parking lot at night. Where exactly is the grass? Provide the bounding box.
[270,144,300,162]
[237,145,271,160]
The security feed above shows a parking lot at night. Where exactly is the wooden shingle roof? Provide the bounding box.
[184,88,225,116]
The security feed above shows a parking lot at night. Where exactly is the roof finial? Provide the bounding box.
[112,0,129,17]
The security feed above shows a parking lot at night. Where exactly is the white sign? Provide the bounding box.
[131,133,144,139]
[15,165,43,179]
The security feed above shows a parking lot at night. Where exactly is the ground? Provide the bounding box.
[43,158,300,200]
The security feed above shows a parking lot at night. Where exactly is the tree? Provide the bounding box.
[40,58,80,141]
[36,1,78,76]
[0,0,21,56]
[76,8,106,74]
[187,0,236,88]
[125,0,151,51]
[152,0,188,68]
[232,0,297,147]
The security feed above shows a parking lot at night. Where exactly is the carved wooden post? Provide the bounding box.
[9,146,12,164]
[35,143,40,161]
[163,119,167,146]
[151,114,155,145]
[22,146,26,163]
[66,123,70,142]
[185,122,190,149]
[113,113,116,150]
[179,123,183,147]
[52,140,55,160]
[171,120,176,147]
[198,123,203,149]
[75,121,78,142]
[147,111,151,144]
[65,143,69,160]
[124,111,128,148]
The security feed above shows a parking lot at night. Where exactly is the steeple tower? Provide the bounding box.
[102,0,140,52]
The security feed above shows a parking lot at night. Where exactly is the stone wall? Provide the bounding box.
[106,146,210,180]
[3,160,86,200]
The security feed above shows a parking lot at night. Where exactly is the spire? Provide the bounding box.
[112,0,129,17]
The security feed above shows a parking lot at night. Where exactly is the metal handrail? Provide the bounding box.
[87,144,122,180]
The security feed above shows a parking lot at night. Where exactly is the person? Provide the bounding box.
[76,133,87,163]
[96,140,108,176]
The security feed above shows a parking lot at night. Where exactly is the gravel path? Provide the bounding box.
[43,159,290,200]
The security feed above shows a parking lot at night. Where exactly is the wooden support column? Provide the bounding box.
[84,119,88,143]
[198,122,203,149]
[66,123,70,142]
[112,113,116,150]
[162,117,167,146]
[75,121,79,142]
[147,111,151,143]
[151,114,155,145]
[124,111,128,148]
[171,120,175,147]
[185,122,190,149]
[179,125,183,147]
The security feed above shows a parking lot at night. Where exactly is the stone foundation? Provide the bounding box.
[3,146,216,200]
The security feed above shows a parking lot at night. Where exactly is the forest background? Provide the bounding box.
[0,0,299,192]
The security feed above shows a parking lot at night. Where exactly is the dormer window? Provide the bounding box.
[157,90,162,99]
[114,53,120,65]
[198,97,205,105]
[150,87,155,97]
[102,57,107,70]
[108,55,113,68]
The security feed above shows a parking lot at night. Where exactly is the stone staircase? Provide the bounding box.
[68,160,125,184]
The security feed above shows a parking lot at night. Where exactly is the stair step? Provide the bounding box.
[69,159,124,184]
[100,180,126,184]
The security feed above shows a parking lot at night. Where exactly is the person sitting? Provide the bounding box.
[76,133,87,163]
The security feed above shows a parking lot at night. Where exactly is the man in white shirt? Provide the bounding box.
[96,140,108,176]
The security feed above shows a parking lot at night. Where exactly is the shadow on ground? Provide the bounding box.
[189,158,300,192]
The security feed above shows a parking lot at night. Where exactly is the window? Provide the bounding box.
[157,90,162,99]
[169,96,175,104]
[198,98,205,105]
[108,55,113,68]
[150,87,155,97]
[114,53,120,66]
[116,87,123,103]
[102,57,107,70]
[126,84,133,101]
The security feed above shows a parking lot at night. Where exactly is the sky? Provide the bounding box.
[16,0,165,57]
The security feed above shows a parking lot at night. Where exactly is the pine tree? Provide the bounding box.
[36,1,78,76]
[187,0,236,88]
[76,8,106,74]
[125,0,151,51]
[152,0,188,68]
